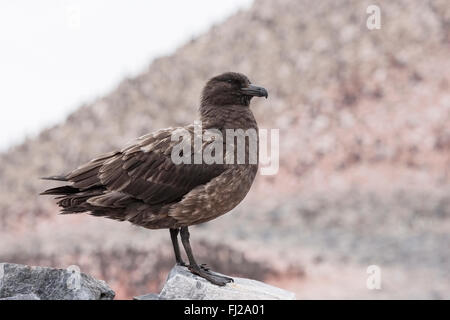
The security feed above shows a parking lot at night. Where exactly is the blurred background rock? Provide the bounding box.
[0,0,449,299]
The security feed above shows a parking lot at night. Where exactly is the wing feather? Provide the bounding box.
[63,126,225,208]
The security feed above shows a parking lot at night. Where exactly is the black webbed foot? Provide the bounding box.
[200,263,210,271]
[188,265,234,286]
[179,226,233,286]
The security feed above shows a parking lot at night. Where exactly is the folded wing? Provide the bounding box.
[42,127,225,213]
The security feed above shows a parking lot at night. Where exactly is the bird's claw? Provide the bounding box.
[188,265,233,286]
[200,263,210,271]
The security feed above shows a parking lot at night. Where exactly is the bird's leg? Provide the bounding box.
[170,228,186,266]
[179,226,233,286]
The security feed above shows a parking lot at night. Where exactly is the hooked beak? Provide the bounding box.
[241,84,268,99]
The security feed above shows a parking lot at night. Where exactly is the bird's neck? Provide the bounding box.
[199,105,258,130]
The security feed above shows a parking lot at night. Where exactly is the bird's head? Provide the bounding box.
[201,72,268,108]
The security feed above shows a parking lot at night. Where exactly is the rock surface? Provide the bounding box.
[135,265,296,300]
[0,263,115,300]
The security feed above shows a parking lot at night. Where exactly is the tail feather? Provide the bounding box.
[40,185,79,195]
[56,188,106,214]
[40,175,68,182]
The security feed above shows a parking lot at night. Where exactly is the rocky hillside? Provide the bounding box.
[1,0,449,299]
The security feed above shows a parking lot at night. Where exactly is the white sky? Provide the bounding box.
[0,0,253,151]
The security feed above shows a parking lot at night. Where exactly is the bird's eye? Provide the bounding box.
[227,80,233,83]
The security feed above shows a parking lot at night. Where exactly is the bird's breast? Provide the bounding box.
[167,164,258,227]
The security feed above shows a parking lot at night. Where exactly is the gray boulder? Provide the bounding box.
[135,265,296,300]
[0,263,115,300]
